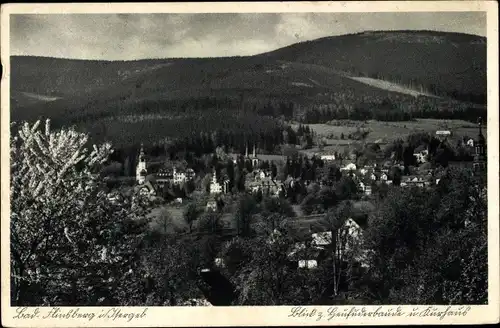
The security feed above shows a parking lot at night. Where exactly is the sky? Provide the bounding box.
[10,12,486,60]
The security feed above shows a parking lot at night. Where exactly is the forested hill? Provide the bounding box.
[10,30,486,125]
[260,30,486,103]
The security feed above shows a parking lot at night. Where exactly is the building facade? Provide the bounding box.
[136,145,147,184]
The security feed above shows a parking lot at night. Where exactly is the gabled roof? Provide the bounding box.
[134,180,157,193]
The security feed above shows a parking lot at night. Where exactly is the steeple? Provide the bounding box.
[245,143,248,157]
[251,143,260,168]
[136,143,147,184]
[473,117,486,173]
[139,143,145,162]
[477,117,486,146]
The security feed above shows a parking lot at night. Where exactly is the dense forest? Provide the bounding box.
[11,30,486,141]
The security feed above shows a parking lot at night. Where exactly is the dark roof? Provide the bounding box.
[350,214,368,230]
[256,154,286,162]
[414,145,427,153]
[228,153,286,162]
[134,180,157,193]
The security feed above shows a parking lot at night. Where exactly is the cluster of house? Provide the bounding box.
[133,145,197,197]
[156,167,195,186]
[130,121,486,203]
[210,213,369,271]
[211,145,287,198]
[206,147,287,211]
[244,169,284,197]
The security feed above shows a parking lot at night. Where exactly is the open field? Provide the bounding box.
[348,76,439,98]
[148,200,236,234]
[313,119,480,141]
[295,119,484,157]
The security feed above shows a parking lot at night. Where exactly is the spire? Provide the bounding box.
[473,116,486,173]
[139,143,145,161]
[477,117,486,146]
[245,143,248,157]
[253,144,256,158]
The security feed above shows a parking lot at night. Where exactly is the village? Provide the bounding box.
[104,120,487,274]
[7,7,493,311]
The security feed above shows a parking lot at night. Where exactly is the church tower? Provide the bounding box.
[136,144,147,184]
[212,169,217,185]
[251,144,259,168]
[473,118,486,173]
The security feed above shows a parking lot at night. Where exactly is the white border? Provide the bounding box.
[1,2,499,326]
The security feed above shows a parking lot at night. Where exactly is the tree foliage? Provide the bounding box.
[10,120,151,305]
[364,168,487,304]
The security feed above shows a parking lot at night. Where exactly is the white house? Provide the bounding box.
[135,180,156,198]
[413,147,429,164]
[209,172,222,194]
[288,242,320,270]
[311,231,332,248]
[257,170,267,180]
[214,257,225,268]
[343,218,363,243]
[320,154,336,161]
[380,173,388,181]
[206,199,218,211]
[172,168,189,185]
[466,138,475,147]
[363,185,371,195]
[340,163,357,172]
[298,260,317,269]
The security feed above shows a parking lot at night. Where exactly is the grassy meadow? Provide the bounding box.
[295,119,484,156]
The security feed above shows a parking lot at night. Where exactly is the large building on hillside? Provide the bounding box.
[135,146,195,188]
[210,170,230,194]
[156,167,195,186]
[244,169,284,197]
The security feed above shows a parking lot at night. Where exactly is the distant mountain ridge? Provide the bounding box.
[10,30,486,124]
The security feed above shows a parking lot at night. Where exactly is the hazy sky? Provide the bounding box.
[10,12,486,60]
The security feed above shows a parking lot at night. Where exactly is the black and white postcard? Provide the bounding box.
[1,1,499,326]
